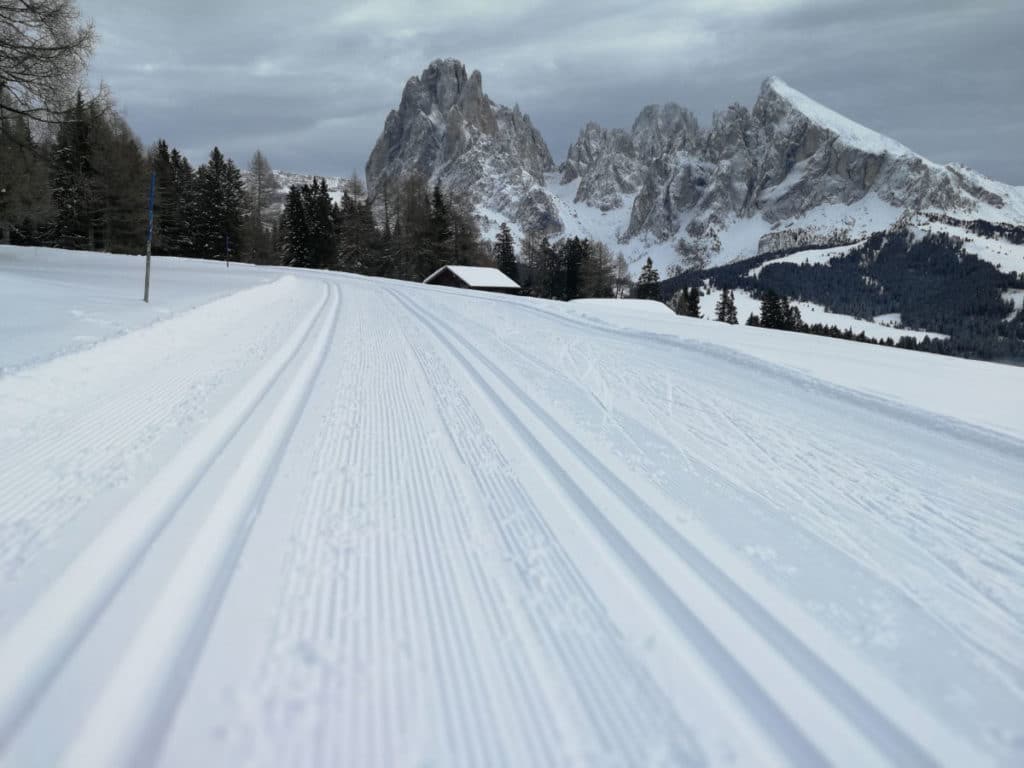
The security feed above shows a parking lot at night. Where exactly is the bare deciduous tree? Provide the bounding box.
[244,149,276,262]
[0,0,95,127]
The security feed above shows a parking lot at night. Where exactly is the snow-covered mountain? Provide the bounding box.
[366,60,1024,273]
[365,59,560,234]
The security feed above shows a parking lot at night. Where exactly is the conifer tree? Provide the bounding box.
[304,178,335,269]
[168,148,195,254]
[686,285,701,317]
[635,257,661,300]
[781,296,803,330]
[562,236,587,300]
[495,222,517,282]
[192,146,244,260]
[429,182,452,273]
[281,184,311,268]
[49,91,93,249]
[0,112,50,243]
[715,287,738,324]
[726,289,739,324]
[759,290,785,329]
[88,105,147,253]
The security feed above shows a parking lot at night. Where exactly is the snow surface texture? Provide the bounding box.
[0,245,275,372]
[1,248,1023,767]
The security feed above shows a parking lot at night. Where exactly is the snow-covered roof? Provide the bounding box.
[425,265,520,289]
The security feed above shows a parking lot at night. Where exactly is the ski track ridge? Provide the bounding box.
[0,280,332,752]
[0,280,312,584]
[58,282,342,767]
[389,285,951,768]
[421,283,1024,457]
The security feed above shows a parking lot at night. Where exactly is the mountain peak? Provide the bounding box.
[758,76,914,158]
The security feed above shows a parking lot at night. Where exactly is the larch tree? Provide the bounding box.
[244,149,276,263]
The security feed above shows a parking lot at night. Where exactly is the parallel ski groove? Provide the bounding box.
[393,298,702,765]
[0,280,314,583]
[0,280,332,750]
[391,285,946,768]
[59,282,342,767]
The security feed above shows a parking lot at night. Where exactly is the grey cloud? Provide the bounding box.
[79,0,1024,184]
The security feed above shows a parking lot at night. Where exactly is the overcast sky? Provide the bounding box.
[78,0,1024,184]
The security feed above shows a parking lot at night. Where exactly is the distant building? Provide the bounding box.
[423,265,520,294]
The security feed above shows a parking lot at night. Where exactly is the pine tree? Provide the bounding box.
[88,106,147,253]
[759,290,785,329]
[281,184,311,268]
[715,287,738,324]
[635,257,661,300]
[540,237,561,299]
[726,289,739,324]
[495,222,517,282]
[168,148,195,254]
[562,237,587,300]
[49,91,93,249]
[782,297,803,330]
[192,147,245,260]
[304,178,335,269]
[715,288,728,322]
[336,189,361,271]
[686,285,701,317]
[0,112,50,244]
[429,182,452,274]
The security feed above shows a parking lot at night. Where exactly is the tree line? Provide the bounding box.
[2,87,638,300]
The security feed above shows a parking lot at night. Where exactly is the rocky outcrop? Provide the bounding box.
[365,59,560,234]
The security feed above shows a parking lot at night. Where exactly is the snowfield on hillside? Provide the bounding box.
[1,248,1023,767]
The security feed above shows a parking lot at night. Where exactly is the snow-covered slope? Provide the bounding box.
[2,248,1023,766]
[0,245,275,372]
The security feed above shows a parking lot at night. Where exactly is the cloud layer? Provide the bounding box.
[79,0,1024,184]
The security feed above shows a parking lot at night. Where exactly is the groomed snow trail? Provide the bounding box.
[1,262,1022,767]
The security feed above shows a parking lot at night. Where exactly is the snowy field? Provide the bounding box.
[1,247,1023,767]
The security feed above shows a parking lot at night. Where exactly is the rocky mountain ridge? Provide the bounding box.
[365,59,1024,273]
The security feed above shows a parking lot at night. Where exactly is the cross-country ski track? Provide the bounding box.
[0,255,1022,767]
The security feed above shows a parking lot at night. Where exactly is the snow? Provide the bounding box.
[766,77,916,158]
[0,245,275,372]
[569,298,675,318]
[748,241,860,277]
[1003,289,1024,321]
[1,247,1022,767]
[915,217,1024,275]
[668,286,945,342]
[426,264,519,289]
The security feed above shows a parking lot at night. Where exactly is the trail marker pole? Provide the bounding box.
[143,171,156,302]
